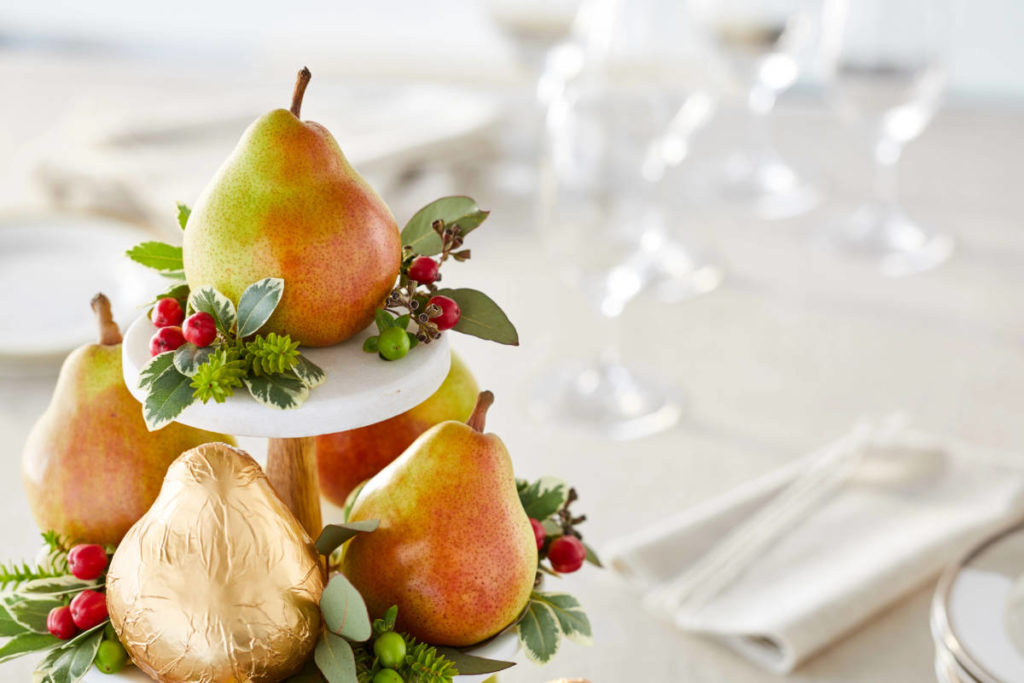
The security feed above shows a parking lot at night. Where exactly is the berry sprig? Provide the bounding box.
[529,487,595,578]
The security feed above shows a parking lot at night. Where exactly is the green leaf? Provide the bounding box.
[314,631,358,683]
[125,241,183,272]
[0,632,60,663]
[433,288,518,346]
[342,482,366,524]
[320,574,372,642]
[159,269,187,281]
[374,309,396,333]
[236,277,284,338]
[315,520,379,556]
[32,626,103,683]
[401,196,489,256]
[530,592,592,646]
[516,477,569,521]
[292,354,325,389]
[0,601,23,637]
[143,365,197,431]
[173,343,213,377]
[176,202,191,230]
[188,287,236,337]
[145,282,190,308]
[362,337,379,353]
[584,542,603,568]
[2,593,64,634]
[138,351,175,391]
[432,647,516,675]
[515,597,561,665]
[394,314,410,330]
[244,373,309,410]
[18,576,98,596]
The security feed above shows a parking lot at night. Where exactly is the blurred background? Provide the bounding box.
[3,0,1024,680]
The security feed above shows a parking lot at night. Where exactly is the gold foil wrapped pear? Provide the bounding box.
[106,442,324,682]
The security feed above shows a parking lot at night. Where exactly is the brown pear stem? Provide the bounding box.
[467,391,495,432]
[90,293,122,346]
[290,67,312,118]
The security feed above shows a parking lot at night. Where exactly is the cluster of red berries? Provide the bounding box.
[46,544,109,640]
[149,298,218,356]
[407,256,461,331]
[529,519,587,574]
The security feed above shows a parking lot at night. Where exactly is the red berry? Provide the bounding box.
[47,606,79,640]
[530,519,546,550]
[150,326,186,356]
[427,296,460,330]
[182,312,217,347]
[152,298,184,327]
[68,544,108,581]
[548,535,587,574]
[70,590,108,630]
[408,257,439,284]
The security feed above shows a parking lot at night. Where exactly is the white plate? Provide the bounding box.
[122,316,451,438]
[0,214,165,359]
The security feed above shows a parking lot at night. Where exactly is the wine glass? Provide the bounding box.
[691,0,823,219]
[819,0,953,275]
[531,0,714,439]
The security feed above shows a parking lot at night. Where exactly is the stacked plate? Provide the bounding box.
[932,522,1024,682]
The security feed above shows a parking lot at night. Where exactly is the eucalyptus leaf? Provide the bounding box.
[138,352,174,391]
[173,343,214,377]
[236,277,284,337]
[176,202,191,230]
[320,574,372,642]
[244,373,309,410]
[188,287,236,336]
[143,365,197,431]
[0,632,60,663]
[401,196,489,256]
[516,477,568,521]
[314,631,358,683]
[433,288,518,346]
[530,592,592,646]
[315,520,379,556]
[125,241,183,272]
[292,354,325,389]
[433,647,516,675]
[515,597,561,665]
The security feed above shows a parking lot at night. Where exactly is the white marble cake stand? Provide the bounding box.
[92,317,518,682]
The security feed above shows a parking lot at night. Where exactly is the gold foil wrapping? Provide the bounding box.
[106,442,324,682]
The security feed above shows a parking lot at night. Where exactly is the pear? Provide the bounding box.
[316,351,479,506]
[106,442,324,682]
[21,294,233,546]
[341,391,537,646]
[183,67,401,347]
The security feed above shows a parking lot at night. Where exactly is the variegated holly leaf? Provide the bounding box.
[244,372,308,410]
[17,576,98,596]
[530,592,592,646]
[2,592,64,634]
[516,477,569,521]
[173,343,214,377]
[188,287,236,336]
[516,595,561,664]
[320,574,372,642]
[292,354,325,389]
[33,626,103,682]
[0,632,59,664]
[143,365,197,431]
[236,278,284,338]
[138,351,175,390]
[314,631,358,683]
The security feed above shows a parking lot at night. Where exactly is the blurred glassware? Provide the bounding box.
[819,0,953,276]
[690,0,823,219]
[531,0,721,439]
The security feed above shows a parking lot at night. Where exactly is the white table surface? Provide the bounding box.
[3,51,1024,682]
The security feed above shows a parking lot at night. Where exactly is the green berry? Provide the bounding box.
[373,668,405,683]
[378,326,410,361]
[373,630,407,669]
[95,639,128,674]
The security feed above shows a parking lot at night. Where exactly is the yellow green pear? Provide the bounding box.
[21,295,234,546]
[341,391,537,646]
[106,442,324,682]
[183,67,401,347]
[316,351,479,506]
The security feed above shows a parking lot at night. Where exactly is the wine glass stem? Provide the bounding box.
[872,136,902,210]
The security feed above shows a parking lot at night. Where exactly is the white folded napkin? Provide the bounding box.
[606,419,1024,673]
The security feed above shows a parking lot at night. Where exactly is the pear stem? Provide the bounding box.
[90,293,122,346]
[290,67,312,118]
[466,391,495,432]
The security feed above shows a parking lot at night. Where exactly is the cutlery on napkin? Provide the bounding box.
[606,418,1024,673]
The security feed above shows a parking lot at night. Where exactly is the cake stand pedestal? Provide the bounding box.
[121,315,451,537]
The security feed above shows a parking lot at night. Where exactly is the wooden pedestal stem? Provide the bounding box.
[266,437,322,539]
